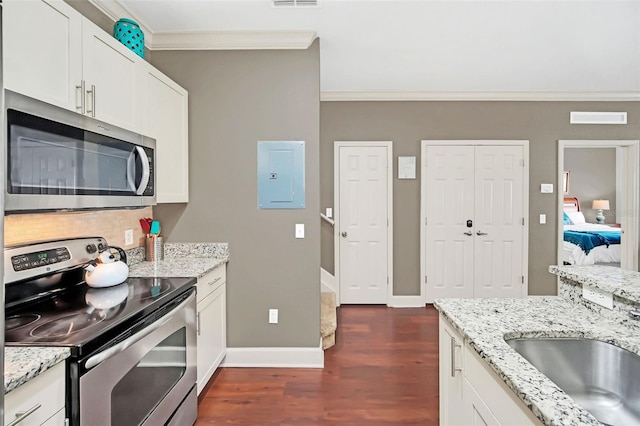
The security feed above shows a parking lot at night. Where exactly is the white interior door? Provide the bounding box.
[424,146,475,299]
[338,145,390,304]
[423,142,527,301]
[473,146,524,298]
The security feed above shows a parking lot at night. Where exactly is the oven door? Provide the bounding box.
[78,289,196,426]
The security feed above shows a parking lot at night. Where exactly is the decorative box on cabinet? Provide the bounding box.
[4,0,142,133]
[141,63,189,203]
[4,362,66,426]
[196,265,227,395]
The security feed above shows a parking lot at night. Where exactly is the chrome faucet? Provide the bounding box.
[629,310,640,320]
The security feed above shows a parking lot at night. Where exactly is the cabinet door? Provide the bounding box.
[197,283,227,395]
[82,18,142,132]
[464,378,501,426]
[3,0,82,111]
[142,64,189,203]
[439,315,465,426]
[4,362,65,426]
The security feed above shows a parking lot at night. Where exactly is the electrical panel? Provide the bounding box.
[257,141,305,209]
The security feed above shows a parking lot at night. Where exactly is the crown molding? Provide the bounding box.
[321,91,640,102]
[88,0,154,46]
[150,30,317,50]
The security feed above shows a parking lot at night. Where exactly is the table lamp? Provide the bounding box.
[592,199,610,224]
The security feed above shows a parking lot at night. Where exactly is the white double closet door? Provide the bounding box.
[423,143,527,301]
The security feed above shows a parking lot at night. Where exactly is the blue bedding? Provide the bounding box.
[564,230,621,255]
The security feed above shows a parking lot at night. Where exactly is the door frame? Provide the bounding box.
[557,140,639,271]
[420,140,530,303]
[334,141,394,306]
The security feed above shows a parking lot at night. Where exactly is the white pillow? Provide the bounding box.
[567,211,586,225]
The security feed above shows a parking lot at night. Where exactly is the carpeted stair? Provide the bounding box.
[321,291,337,350]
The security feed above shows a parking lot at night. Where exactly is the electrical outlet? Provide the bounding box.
[582,286,613,310]
[124,229,134,246]
[269,309,279,324]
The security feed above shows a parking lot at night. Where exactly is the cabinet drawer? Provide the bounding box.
[5,362,65,426]
[197,265,226,303]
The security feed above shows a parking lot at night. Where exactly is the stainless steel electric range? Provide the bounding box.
[4,237,197,426]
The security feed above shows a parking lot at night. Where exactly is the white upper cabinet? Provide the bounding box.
[3,0,83,111]
[81,18,142,133]
[142,63,189,203]
[4,0,143,133]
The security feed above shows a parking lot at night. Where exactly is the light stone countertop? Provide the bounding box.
[128,256,227,279]
[434,296,640,426]
[549,264,640,303]
[5,347,70,394]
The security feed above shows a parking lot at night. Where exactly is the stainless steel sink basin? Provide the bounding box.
[506,338,640,426]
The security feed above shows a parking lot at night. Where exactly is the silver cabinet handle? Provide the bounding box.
[86,84,96,117]
[463,231,473,236]
[7,403,42,426]
[196,312,201,336]
[476,230,488,236]
[76,80,86,114]
[209,277,222,286]
[341,231,347,237]
[450,336,462,377]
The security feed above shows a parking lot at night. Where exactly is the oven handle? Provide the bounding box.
[84,291,193,370]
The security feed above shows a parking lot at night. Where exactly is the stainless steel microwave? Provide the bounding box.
[4,90,155,212]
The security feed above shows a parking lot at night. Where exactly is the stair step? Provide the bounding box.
[321,291,337,350]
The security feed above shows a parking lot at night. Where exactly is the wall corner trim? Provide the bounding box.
[221,344,325,368]
[320,91,640,102]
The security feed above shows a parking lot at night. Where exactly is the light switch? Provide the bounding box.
[295,223,305,239]
[539,214,546,224]
[540,184,554,193]
[326,208,333,218]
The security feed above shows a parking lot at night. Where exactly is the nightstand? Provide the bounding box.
[608,223,622,228]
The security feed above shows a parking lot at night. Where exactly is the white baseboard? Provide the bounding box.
[388,295,425,308]
[221,342,324,368]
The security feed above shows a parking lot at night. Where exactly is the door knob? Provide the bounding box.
[341,231,348,237]
[463,231,473,236]
[476,230,488,236]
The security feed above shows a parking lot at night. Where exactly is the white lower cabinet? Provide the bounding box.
[196,265,227,395]
[439,315,542,426]
[4,362,66,426]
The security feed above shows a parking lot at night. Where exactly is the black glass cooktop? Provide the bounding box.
[5,276,195,357]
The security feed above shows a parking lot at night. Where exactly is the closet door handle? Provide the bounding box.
[341,232,347,237]
[476,230,488,236]
[463,231,473,236]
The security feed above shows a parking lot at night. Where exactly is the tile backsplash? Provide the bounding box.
[4,206,153,248]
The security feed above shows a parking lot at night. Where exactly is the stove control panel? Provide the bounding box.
[11,247,71,271]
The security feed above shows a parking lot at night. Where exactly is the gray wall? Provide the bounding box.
[320,102,640,296]
[151,43,321,348]
[565,148,617,224]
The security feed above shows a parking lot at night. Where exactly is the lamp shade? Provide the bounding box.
[592,199,610,210]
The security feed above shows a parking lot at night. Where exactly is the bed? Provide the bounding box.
[562,197,621,265]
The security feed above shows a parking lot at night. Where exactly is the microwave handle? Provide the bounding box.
[126,146,151,195]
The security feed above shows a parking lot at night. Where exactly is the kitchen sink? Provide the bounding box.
[505,338,640,426]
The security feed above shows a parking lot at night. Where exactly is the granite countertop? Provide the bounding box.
[550,264,640,302]
[434,296,640,426]
[128,256,227,279]
[5,347,70,394]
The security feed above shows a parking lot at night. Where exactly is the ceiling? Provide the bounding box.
[104,0,640,99]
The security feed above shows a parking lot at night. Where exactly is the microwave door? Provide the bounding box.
[126,146,150,196]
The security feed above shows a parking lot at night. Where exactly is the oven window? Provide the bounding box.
[111,327,186,425]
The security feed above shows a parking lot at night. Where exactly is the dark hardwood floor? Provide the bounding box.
[196,305,440,425]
